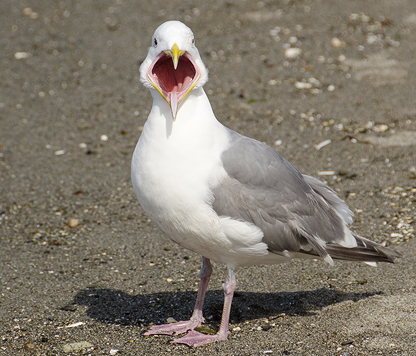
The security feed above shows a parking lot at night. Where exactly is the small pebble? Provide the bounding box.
[315,139,331,150]
[390,233,403,238]
[327,85,335,92]
[14,52,31,59]
[366,35,378,45]
[288,36,297,44]
[331,37,343,48]
[349,13,360,21]
[110,349,119,355]
[100,134,109,141]
[167,317,177,323]
[310,88,322,95]
[274,140,282,146]
[262,324,272,331]
[65,321,85,328]
[62,341,93,353]
[317,171,335,176]
[54,150,65,156]
[24,342,37,350]
[308,77,320,86]
[68,218,80,228]
[295,81,312,89]
[373,124,389,133]
[60,303,77,312]
[284,47,302,59]
[79,142,87,149]
[361,14,371,23]
[22,7,33,15]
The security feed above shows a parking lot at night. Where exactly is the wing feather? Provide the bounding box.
[212,129,400,263]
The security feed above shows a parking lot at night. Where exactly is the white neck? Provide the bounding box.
[146,87,219,139]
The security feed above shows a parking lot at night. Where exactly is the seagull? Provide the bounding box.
[131,21,401,347]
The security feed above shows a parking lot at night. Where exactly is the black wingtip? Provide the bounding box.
[324,234,402,264]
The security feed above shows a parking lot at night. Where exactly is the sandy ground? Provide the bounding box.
[1,1,416,355]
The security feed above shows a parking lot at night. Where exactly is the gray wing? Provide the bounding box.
[212,129,400,263]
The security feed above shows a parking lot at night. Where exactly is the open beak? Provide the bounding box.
[147,43,201,120]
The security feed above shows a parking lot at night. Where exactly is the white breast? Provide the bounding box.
[132,89,231,258]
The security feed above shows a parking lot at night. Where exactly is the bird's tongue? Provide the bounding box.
[170,91,178,118]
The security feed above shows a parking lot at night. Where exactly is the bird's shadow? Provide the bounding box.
[72,287,381,327]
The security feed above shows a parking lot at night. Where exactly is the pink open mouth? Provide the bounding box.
[147,52,200,118]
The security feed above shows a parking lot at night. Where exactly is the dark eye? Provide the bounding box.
[153,37,158,47]
[190,37,195,46]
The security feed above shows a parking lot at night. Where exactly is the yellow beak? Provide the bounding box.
[164,43,185,70]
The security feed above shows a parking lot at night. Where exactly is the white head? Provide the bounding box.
[140,21,209,120]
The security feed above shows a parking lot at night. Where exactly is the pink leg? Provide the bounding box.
[172,267,236,347]
[144,257,212,336]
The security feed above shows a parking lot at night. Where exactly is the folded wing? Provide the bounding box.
[212,129,400,264]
